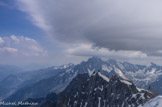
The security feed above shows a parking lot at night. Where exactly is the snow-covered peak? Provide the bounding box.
[138,96,162,107]
[53,57,162,95]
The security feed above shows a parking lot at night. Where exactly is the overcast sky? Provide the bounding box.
[1,0,162,67]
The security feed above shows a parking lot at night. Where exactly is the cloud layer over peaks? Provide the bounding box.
[16,0,162,57]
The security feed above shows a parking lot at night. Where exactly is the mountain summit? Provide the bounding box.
[57,71,153,107]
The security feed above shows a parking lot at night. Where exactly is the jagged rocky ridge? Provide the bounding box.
[57,71,154,107]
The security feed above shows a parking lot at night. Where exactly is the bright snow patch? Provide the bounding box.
[137,88,144,92]
[150,68,156,74]
[139,93,145,100]
[84,102,88,107]
[114,67,128,80]
[53,66,59,69]
[63,65,67,68]
[98,97,101,107]
[102,64,111,72]
[65,69,72,73]
[138,96,162,107]
[120,80,132,85]
[88,68,95,76]
[132,94,137,99]
[98,72,110,82]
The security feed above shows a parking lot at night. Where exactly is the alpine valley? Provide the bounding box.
[1,57,162,107]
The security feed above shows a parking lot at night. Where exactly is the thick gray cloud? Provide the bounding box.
[17,0,162,56]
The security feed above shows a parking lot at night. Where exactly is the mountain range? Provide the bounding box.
[2,57,162,105]
[0,65,23,81]
[0,64,74,100]
[15,71,159,107]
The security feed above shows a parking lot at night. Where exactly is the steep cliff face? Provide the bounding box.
[57,71,153,107]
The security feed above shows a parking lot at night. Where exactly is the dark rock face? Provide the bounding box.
[57,72,153,107]
[40,93,58,107]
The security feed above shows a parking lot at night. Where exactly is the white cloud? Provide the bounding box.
[0,37,4,44]
[16,0,50,32]
[14,0,162,65]
[0,35,47,56]
[16,0,162,55]
[0,47,18,53]
[10,35,20,43]
[66,43,147,59]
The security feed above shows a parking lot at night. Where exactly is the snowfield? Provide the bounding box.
[138,96,162,107]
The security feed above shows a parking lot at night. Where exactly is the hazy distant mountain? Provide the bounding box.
[0,74,21,99]
[1,63,74,100]
[5,57,162,101]
[147,76,162,95]
[4,63,74,101]
[22,64,51,71]
[0,65,23,81]
[0,85,8,100]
